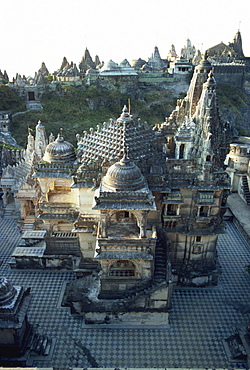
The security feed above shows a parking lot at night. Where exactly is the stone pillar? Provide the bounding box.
[43,221,51,234]
[175,143,180,159]
[14,192,18,208]
[19,200,26,220]
[139,211,148,238]
[197,206,201,217]
[100,213,108,238]
[207,206,211,216]
[184,142,191,159]
[2,189,8,207]
[34,200,39,219]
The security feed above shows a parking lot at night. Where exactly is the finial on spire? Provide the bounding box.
[123,105,128,114]
[205,69,216,88]
[117,105,133,124]
[124,144,129,159]
[56,128,64,142]
[120,144,130,165]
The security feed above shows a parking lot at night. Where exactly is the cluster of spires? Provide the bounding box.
[2,30,244,86]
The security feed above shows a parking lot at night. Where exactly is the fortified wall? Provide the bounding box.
[213,64,246,88]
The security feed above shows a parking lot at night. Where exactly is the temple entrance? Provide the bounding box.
[107,211,140,238]
[52,221,73,233]
[28,91,35,101]
[47,180,73,203]
[108,260,136,277]
[3,189,14,206]
[179,144,185,159]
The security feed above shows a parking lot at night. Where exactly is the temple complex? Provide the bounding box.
[0,54,231,324]
[0,30,246,104]
[207,30,245,63]
[181,39,196,62]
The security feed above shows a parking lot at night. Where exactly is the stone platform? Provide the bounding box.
[0,214,249,368]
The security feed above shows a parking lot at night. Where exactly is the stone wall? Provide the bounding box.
[213,64,245,88]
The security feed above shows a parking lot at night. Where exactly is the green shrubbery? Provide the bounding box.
[11,82,250,148]
[12,87,178,147]
[0,85,26,112]
[217,83,250,135]
[217,84,248,115]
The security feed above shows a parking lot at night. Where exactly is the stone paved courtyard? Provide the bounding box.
[0,218,250,368]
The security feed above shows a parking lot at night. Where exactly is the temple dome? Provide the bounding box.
[43,133,76,163]
[103,155,146,191]
[0,277,17,306]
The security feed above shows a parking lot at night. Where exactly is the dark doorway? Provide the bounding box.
[179,144,185,159]
[28,91,35,101]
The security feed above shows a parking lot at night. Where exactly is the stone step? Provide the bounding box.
[23,224,35,230]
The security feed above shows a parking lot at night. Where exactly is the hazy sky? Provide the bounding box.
[1,0,250,80]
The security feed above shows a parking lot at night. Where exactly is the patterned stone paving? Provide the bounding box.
[0,219,250,368]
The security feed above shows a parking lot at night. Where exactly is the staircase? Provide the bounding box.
[75,257,101,277]
[31,332,51,356]
[154,229,167,282]
[98,278,160,301]
[26,100,43,111]
[22,215,36,231]
[3,203,16,219]
[242,175,250,205]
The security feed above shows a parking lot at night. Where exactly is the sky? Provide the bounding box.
[1,0,250,80]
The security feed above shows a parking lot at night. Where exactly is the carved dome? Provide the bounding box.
[103,156,146,191]
[0,277,17,306]
[43,133,76,163]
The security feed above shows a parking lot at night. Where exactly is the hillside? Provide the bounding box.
[216,84,250,136]
[11,86,178,147]
[1,82,250,148]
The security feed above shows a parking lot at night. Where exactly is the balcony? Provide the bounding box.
[163,190,184,204]
[38,201,79,222]
[195,191,216,206]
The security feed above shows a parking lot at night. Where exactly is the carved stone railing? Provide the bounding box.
[38,202,79,221]
[45,235,80,256]
[36,162,77,171]
[97,239,155,248]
